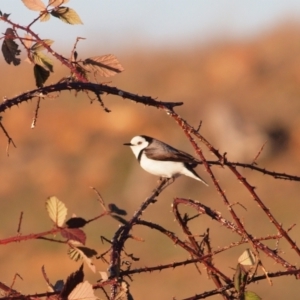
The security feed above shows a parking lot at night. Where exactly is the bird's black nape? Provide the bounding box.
[140,135,153,143]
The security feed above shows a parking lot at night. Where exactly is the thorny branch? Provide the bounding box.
[0,228,62,245]
[0,85,299,299]
[109,178,171,298]
[166,109,300,260]
[1,266,299,300]
[173,198,298,272]
[0,10,299,299]
[1,84,298,182]
[0,88,299,299]
[180,267,300,300]
[0,82,183,115]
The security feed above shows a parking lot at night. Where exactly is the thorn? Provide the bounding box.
[220,152,227,166]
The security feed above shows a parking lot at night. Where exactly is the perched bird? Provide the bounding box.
[124,135,208,186]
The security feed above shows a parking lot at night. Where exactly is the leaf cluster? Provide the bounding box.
[0,0,124,87]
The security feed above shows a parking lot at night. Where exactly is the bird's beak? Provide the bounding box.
[123,142,132,146]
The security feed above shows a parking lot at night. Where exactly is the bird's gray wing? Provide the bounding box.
[144,140,200,164]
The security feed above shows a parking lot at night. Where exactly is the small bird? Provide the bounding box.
[124,135,208,186]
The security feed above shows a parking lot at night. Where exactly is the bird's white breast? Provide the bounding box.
[140,153,185,178]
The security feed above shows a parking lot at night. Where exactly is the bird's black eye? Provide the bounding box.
[137,141,142,145]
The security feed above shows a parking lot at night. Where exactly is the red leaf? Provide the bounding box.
[61,228,86,244]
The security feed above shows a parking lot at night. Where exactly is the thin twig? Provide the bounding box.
[90,186,107,211]
[0,121,16,156]
[168,110,300,260]
[17,212,23,234]
[31,97,41,129]
[251,141,267,165]
[41,266,54,290]
[173,198,297,271]
[70,37,86,63]
[9,274,22,294]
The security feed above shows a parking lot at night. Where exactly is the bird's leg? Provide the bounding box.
[158,177,173,183]
[156,177,176,189]
[168,177,175,184]
[164,177,176,189]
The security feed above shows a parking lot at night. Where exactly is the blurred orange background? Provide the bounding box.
[1,13,300,300]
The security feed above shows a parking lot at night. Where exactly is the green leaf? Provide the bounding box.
[1,28,21,66]
[244,291,262,300]
[68,247,82,262]
[31,39,54,51]
[32,51,54,72]
[22,0,46,11]
[34,64,50,87]
[51,7,83,25]
[46,196,67,226]
[234,264,247,292]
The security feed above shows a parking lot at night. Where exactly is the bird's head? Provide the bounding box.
[124,135,151,158]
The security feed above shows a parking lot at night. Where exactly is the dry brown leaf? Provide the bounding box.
[61,228,86,244]
[23,34,33,49]
[68,281,98,300]
[48,0,70,6]
[83,54,124,77]
[22,0,46,11]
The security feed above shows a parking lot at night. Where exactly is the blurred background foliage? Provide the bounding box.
[1,16,300,299]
